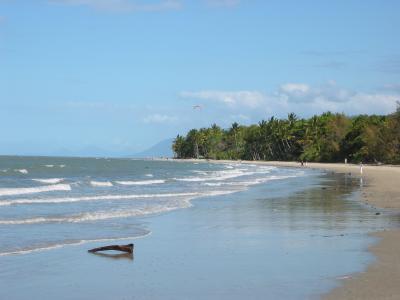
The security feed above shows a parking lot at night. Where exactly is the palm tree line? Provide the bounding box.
[172,106,400,164]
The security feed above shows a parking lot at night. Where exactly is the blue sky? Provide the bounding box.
[1,0,399,156]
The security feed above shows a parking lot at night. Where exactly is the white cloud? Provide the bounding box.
[180,90,265,108]
[277,81,357,104]
[275,82,398,115]
[181,82,400,120]
[50,0,182,12]
[143,114,177,124]
[279,83,310,95]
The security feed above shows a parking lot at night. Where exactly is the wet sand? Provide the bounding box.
[325,230,400,300]
[243,161,400,210]
[199,160,400,299]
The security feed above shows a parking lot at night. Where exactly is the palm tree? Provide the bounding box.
[230,122,240,154]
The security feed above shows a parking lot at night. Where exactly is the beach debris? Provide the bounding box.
[375,212,381,215]
[88,243,134,254]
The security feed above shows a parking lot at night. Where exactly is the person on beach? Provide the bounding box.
[360,162,363,175]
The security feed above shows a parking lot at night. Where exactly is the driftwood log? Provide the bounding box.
[88,243,134,254]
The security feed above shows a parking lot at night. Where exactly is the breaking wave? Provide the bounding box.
[90,181,113,187]
[0,204,192,225]
[0,192,200,206]
[115,179,165,186]
[32,178,64,184]
[0,184,71,197]
[175,169,255,182]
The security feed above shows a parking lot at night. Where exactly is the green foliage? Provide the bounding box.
[172,110,400,164]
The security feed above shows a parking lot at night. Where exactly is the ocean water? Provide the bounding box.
[0,156,398,299]
[0,156,303,256]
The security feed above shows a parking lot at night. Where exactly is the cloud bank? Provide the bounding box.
[181,82,399,121]
[180,90,265,108]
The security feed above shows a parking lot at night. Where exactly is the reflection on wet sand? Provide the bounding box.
[91,252,134,261]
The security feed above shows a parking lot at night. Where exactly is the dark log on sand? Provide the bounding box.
[88,243,134,254]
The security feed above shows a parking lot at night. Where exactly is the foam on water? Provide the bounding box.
[0,184,71,197]
[32,178,64,184]
[0,203,192,225]
[115,180,165,186]
[0,192,200,206]
[203,182,223,186]
[192,170,209,175]
[15,169,28,174]
[200,173,300,188]
[90,181,113,187]
[175,168,260,182]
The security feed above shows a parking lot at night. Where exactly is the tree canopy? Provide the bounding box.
[172,108,400,164]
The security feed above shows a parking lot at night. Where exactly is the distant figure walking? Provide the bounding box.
[345,158,347,164]
[360,162,363,175]
[301,161,304,167]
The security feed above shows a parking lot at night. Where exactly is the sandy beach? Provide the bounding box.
[195,159,400,299]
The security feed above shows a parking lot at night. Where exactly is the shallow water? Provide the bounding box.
[0,156,398,299]
[0,156,302,255]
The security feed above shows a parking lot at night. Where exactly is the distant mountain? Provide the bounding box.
[133,138,174,158]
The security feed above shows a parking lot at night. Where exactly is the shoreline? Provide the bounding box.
[173,159,400,210]
[1,157,398,299]
[0,162,382,299]
[176,158,400,299]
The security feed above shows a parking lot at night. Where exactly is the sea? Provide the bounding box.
[0,156,397,299]
[0,156,304,256]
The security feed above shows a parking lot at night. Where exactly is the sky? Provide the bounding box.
[1,0,400,156]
